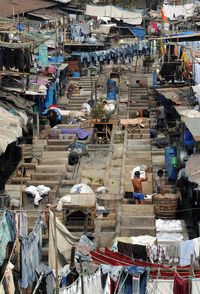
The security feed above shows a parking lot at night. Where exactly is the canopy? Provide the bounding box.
[185,154,200,184]
[86,5,142,25]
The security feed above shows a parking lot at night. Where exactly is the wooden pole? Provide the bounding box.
[134,41,139,74]
[84,208,89,234]
[53,212,59,294]
[19,166,24,211]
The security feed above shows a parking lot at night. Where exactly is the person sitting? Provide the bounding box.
[136,80,147,88]
[67,84,76,99]
[47,109,61,128]
[132,171,148,204]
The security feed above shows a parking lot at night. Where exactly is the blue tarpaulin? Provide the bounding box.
[164,31,195,38]
[129,27,145,40]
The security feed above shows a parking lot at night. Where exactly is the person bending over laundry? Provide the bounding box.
[136,80,147,88]
[132,171,148,204]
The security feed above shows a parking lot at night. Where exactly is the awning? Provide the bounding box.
[85,4,142,25]
[185,154,200,184]
[183,117,200,142]
[129,27,145,40]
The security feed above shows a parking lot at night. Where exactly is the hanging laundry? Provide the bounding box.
[0,262,15,294]
[179,240,195,266]
[75,234,96,262]
[148,245,166,263]
[151,22,158,34]
[124,266,147,294]
[103,274,111,294]
[165,243,180,264]
[83,268,102,294]
[60,268,102,294]
[0,211,16,266]
[48,211,79,270]
[193,238,200,259]
[19,211,28,238]
[19,216,43,289]
[173,273,189,294]
[35,263,56,294]
[191,278,200,294]
[80,23,90,35]
[118,241,134,258]
[60,277,81,294]
[101,265,122,282]
[132,245,147,261]
[147,279,174,294]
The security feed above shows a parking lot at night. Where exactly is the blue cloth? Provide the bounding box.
[129,27,145,40]
[123,266,147,294]
[0,211,16,266]
[133,193,145,200]
[184,129,195,147]
[61,128,92,140]
[19,216,43,288]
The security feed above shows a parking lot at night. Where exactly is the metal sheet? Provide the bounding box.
[0,0,56,17]
[184,117,200,142]
[185,154,200,184]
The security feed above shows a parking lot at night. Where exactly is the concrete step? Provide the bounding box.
[121,204,155,215]
[35,165,66,173]
[120,226,156,237]
[67,106,85,110]
[26,180,60,189]
[11,176,31,184]
[39,158,68,165]
[121,215,155,227]
[44,145,69,151]
[31,173,63,181]
[61,179,76,186]
[41,151,69,158]
[95,232,116,247]
[126,151,151,158]
[87,144,110,151]
[47,139,74,146]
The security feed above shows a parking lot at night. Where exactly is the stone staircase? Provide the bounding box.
[116,204,156,237]
[66,76,98,111]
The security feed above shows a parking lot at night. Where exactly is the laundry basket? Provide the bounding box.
[153,193,180,219]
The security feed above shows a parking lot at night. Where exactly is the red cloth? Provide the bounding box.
[173,273,189,294]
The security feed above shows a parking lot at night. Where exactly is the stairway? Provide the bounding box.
[66,76,98,111]
[116,204,156,237]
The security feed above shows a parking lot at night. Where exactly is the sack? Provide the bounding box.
[68,152,79,165]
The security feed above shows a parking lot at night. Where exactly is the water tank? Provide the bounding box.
[165,146,177,180]
[107,79,117,100]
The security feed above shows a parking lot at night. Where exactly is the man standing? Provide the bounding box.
[156,101,165,130]
[132,171,148,204]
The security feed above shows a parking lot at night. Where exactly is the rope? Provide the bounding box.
[113,267,124,294]
[116,272,129,294]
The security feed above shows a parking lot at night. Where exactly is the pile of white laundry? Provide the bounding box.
[25,185,50,205]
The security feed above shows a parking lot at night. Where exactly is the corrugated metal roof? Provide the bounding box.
[0,0,56,17]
